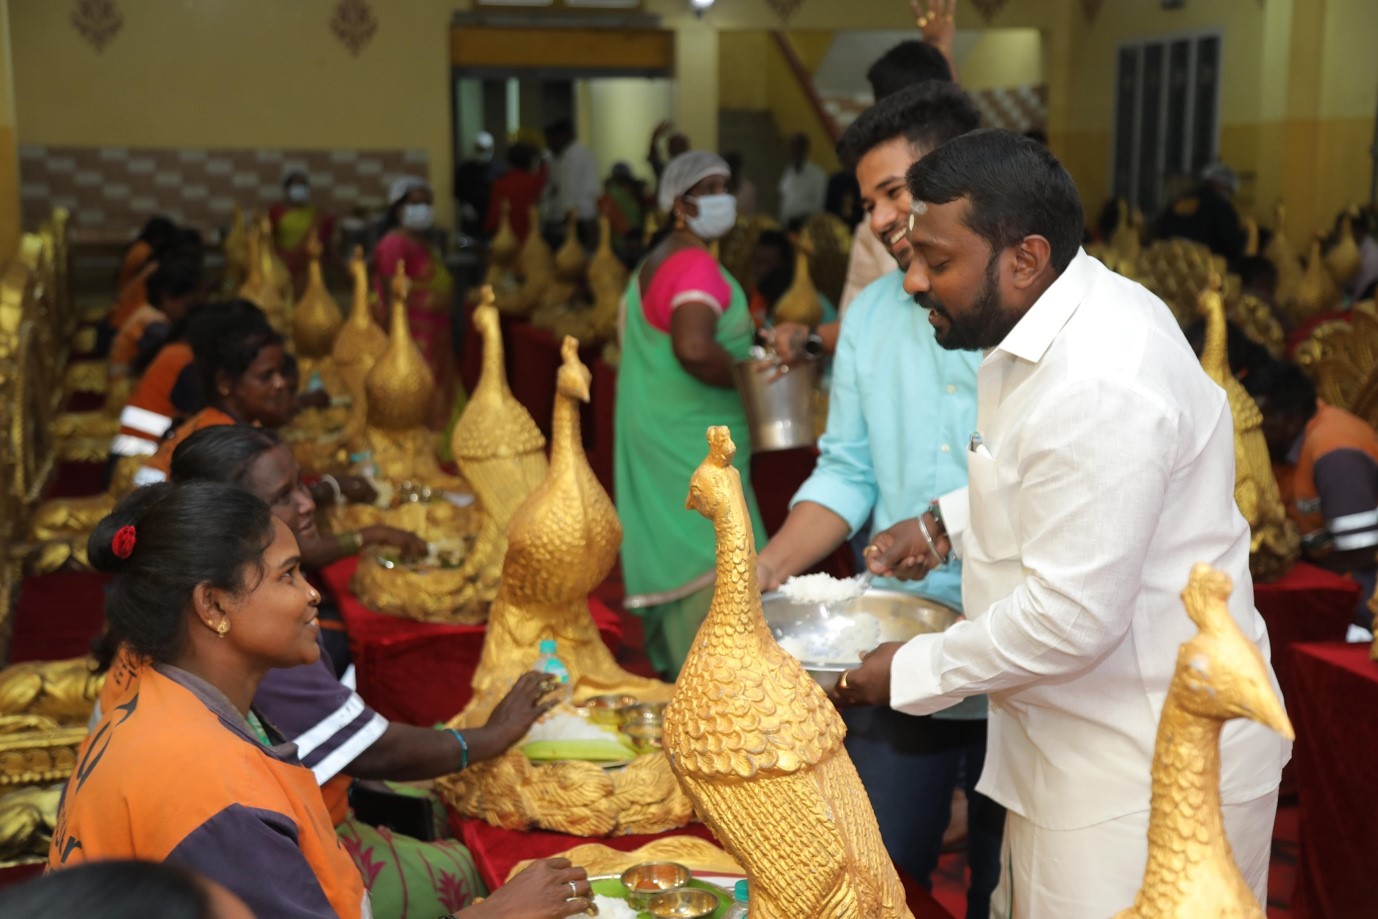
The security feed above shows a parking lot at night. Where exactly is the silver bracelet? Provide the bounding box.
[917,514,948,566]
[320,474,344,506]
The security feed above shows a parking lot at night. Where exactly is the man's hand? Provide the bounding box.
[832,641,903,707]
[768,321,813,365]
[868,514,948,581]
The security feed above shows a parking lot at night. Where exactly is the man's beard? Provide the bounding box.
[916,253,1019,351]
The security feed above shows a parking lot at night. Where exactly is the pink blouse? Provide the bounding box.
[640,248,731,334]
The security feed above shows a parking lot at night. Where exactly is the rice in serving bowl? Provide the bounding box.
[778,572,867,605]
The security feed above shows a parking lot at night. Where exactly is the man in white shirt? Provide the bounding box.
[777,133,827,227]
[837,129,1291,917]
[541,118,601,239]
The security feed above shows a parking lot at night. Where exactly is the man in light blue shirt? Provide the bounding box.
[757,83,1001,919]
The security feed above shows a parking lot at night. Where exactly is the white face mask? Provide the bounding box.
[685,193,737,241]
[401,202,434,232]
[286,183,310,204]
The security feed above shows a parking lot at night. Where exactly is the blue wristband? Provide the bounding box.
[444,728,469,771]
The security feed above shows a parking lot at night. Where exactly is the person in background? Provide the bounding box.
[748,229,838,330]
[1155,161,1248,263]
[1246,360,1378,627]
[723,151,757,219]
[108,254,203,382]
[135,303,295,486]
[1340,206,1378,301]
[755,82,1000,919]
[455,132,501,237]
[825,167,864,229]
[101,215,179,356]
[62,482,596,919]
[269,170,336,297]
[485,142,546,243]
[602,162,647,243]
[842,129,1288,916]
[0,860,253,919]
[375,176,457,428]
[541,119,601,243]
[615,151,765,679]
[647,121,691,181]
[777,132,828,227]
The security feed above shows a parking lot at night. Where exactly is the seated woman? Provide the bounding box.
[108,254,203,384]
[614,151,766,678]
[99,216,178,356]
[134,302,296,487]
[68,481,595,919]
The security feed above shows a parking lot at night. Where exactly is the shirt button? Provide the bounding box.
[940,444,950,453]
[946,385,956,394]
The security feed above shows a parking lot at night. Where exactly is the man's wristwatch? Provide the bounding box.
[803,328,825,361]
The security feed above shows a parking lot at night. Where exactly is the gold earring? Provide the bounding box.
[216,619,230,638]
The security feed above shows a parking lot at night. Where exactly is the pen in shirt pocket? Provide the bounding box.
[969,432,993,457]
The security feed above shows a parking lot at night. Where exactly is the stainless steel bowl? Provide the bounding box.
[648,887,720,918]
[761,589,961,691]
[621,862,691,908]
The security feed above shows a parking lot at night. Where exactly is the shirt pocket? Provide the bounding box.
[967,449,1021,561]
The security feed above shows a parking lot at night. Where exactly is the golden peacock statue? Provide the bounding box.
[772,237,824,327]
[510,205,553,318]
[484,202,524,316]
[283,233,349,468]
[1115,564,1294,918]
[663,426,912,919]
[1288,236,1342,324]
[439,337,681,837]
[222,205,249,290]
[238,216,293,333]
[800,212,853,308]
[587,214,628,344]
[332,246,388,446]
[1264,202,1304,315]
[1198,277,1299,582]
[1324,206,1362,288]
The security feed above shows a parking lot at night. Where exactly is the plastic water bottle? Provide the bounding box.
[722,880,748,918]
[535,639,570,699]
[350,450,379,481]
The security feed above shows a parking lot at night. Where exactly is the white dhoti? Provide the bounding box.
[989,788,1279,918]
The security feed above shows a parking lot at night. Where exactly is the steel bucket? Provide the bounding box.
[733,357,818,453]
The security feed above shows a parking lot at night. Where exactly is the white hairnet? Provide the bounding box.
[657,151,730,213]
[475,131,495,149]
[388,175,429,206]
[1201,162,1239,193]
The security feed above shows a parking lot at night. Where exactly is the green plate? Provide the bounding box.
[589,876,731,919]
[521,739,638,765]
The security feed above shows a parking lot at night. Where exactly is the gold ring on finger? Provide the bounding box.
[839,670,852,691]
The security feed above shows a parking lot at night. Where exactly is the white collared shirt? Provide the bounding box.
[892,250,1291,829]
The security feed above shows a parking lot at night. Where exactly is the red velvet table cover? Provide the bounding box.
[505,321,561,436]
[319,558,623,726]
[8,571,112,663]
[1254,562,1362,703]
[1288,641,1378,919]
[451,815,954,918]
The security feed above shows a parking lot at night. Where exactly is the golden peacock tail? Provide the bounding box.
[292,232,344,360]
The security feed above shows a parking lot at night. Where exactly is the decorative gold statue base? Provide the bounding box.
[438,337,684,836]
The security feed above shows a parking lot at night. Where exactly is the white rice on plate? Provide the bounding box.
[776,611,883,664]
[590,894,639,918]
[523,711,619,744]
[778,572,867,605]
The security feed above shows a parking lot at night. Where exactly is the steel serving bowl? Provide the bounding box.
[620,862,692,908]
[647,887,720,918]
[761,589,961,692]
[583,693,637,726]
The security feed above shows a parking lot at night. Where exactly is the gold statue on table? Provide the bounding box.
[238,217,292,334]
[332,247,388,447]
[1197,277,1299,582]
[1116,564,1293,918]
[284,233,350,472]
[664,427,911,919]
[439,337,680,837]
[0,657,102,865]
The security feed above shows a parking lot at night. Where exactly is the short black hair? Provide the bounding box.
[172,423,283,489]
[185,299,281,400]
[545,118,574,139]
[0,860,215,919]
[1240,359,1318,422]
[507,142,538,171]
[907,128,1085,274]
[88,481,275,664]
[145,256,203,307]
[867,40,952,100]
[837,81,981,173]
[137,216,178,249]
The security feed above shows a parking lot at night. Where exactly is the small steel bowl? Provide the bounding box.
[622,721,663,753]
[648,887,719,918]
[621,701,666,727]
[583,693,636,726]
[620,862,691,908]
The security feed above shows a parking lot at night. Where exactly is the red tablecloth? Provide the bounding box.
[1255,562,1362,703]
[506,321,561,436]
[8,570,112,662]
[1288,641,1378,919]
[591,358,616,497]
[452,815,953,918]
[320,558,623,726]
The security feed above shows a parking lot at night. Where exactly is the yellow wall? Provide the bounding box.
[0,0,19,262]
[958,28,1044,92]
[10,0,458,220]
[580,77,675,184]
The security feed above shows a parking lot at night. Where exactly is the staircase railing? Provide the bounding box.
[770,31,842,147]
